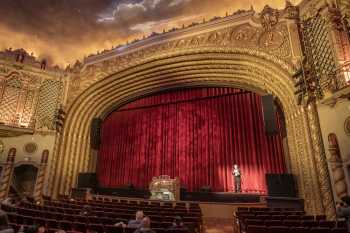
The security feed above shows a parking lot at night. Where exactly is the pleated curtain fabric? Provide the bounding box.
[97,88,286,194]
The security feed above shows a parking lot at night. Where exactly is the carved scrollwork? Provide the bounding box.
[327,4,344,31]
[284,1,299,19]
[67,10,301,111]
[260,5,280,31]
[258,30,285,49]
[230,24,260,42]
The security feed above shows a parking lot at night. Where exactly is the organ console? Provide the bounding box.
[149,175,180,201]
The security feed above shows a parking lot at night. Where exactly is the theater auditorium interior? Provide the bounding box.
[0,0,350,232]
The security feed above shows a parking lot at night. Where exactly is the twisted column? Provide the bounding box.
[33,150,49,202]
[0,148,16,200]
[328,133,348,199]
[307,102,336,219]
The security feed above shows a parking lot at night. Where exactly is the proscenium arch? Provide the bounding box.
[101,83,270,119]
[49,48,333,217]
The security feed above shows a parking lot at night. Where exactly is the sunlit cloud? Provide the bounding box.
[0,0,301,67]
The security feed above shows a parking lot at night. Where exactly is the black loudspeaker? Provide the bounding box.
[261,95,278,135]
[77,173,98,189]
[90,118,102,150]
[200,186,212,193]
[266,174,297,197]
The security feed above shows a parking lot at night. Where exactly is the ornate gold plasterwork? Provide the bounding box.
[68,20,293,106]
[328,133,348,200]
[338,0,350,25]
[306,102,336,219]
[0,61,66,132]
[345,116,350,136]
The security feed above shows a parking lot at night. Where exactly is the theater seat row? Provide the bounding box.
[235,207,347,233]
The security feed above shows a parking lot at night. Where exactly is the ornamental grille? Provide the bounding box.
[21,90,35,127]
[302,15,337,85]
[0,78,22,124]
[35,80,62,130]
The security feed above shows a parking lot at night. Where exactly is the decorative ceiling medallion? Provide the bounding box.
[345,117,350,137]
[24,142,38,154]
[0,140,4,154]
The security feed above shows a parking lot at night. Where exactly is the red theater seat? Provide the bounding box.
[318,220,336,228]
[271,215,285,220]
[283,219,300,227]
[246,225,267,233]
[315,215,326,221]
[309,227,331,233]
[300,220,319,228]
[332,228,348,233]
[286,215,300,220]
[268,226,289,233]
[255,215,271,220]
[265,220,282,226]
[245,219,264,226]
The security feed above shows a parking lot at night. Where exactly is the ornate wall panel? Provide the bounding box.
[21,90,35,127]
[35,80,62,130]
[302,15,337,88]
[338,0,350,25]
[0,77,22,125]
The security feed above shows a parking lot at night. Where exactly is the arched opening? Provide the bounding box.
[97,87,287,194]
[49,49,333,216]
[11,163,38,198]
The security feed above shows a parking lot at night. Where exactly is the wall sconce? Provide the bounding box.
[342,62,350,84]
[344,70,350,84]
[0,140,4,156]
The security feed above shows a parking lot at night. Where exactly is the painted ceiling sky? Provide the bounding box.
[0,0,301,66]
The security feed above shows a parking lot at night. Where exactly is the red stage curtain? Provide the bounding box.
[97,88,286,193]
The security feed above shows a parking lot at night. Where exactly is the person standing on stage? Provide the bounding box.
[232,164,241,193]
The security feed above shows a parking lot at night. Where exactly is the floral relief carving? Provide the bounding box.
[68,21,294,105]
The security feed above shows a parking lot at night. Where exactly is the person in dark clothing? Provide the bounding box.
[232,164,241,192]
[79,205,91,216]
[18,223,46,233]
[115,210,144,228]
[167,216,189,232]
[0,209,13,233]
[336,195,350,232]
[133,217,155,233]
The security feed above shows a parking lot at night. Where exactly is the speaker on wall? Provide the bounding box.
[77,173,98,189]
[200,186,212,193]
[90,118,102,150]
[261,95,278,135]
[266,173,297,197]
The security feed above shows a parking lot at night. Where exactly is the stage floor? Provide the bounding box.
[181,191,262,203]
[92,187,263,203]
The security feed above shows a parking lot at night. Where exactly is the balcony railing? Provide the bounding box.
[327,61,350,92]
[0,113,36,129]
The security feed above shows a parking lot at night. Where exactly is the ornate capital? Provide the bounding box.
[327,4,345,31]
[260,5,280,31]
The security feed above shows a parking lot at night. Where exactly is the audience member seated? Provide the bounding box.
[79,205,91,216]
[134,217,155,233]
[54,231,65,233]
[115,210,144,228]
[167,216,189,232]
[1,198,16,208]
[337,196,350,231]
[0,209,13,233]
[18,224,46,233]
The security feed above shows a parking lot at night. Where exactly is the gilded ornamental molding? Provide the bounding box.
[67,8,300,108]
